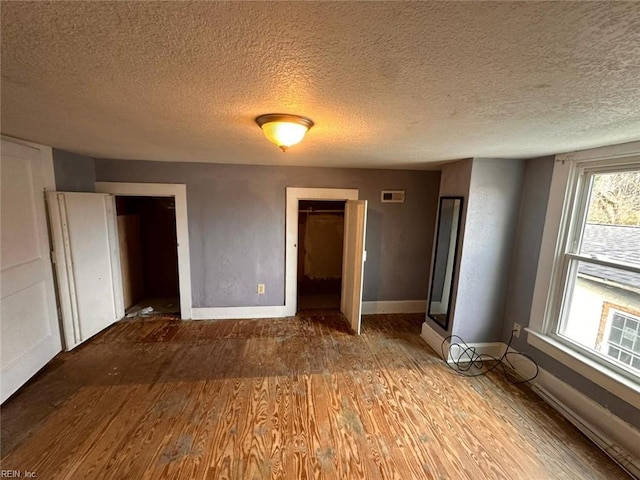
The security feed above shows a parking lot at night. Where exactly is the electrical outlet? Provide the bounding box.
[513,322,522,338]
[257,283,265,295]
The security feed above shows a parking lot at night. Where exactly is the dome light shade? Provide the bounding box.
[255,114,314,152]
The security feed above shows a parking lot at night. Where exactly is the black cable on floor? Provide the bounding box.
[441,330,539,384]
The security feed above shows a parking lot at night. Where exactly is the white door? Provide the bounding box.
[1,139,62,403]
[341,200,367,334]
[47,192,124,350]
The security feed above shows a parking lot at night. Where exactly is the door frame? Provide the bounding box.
[95,182,193,319]
[285,187,359,316]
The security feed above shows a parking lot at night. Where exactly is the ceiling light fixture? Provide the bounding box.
[255,113,314,152]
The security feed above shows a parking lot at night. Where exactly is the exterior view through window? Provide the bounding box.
[559,169,640,378]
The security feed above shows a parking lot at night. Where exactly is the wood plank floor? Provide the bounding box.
[0,312,629,479]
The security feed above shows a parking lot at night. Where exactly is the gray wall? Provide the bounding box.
[52,149,96,192]
[453,158,524,342]
[503,156,640,428]
[92,159,440,308]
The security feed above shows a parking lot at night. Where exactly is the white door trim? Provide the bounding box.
[94,182,193,319]
[0,135,57,158]
[285,188,359,316]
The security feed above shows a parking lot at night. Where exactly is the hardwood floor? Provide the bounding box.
[0,312,628,479]
[297,294,341,311]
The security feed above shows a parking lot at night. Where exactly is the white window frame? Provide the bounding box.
[527,141,640,409]
[549,161,640,378]
[605,309,640,372]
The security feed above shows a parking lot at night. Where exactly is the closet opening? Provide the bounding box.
[296,200,346,312]
[115,196,180,317]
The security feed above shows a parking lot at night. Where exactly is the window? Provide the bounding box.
[605,310,640,372]
[528,144,640,408]
[549,165,640,382]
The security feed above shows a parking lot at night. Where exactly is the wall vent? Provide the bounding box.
[381,190,405,203]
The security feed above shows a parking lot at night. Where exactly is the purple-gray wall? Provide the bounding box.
[53,150,639,427]
[52,149,96,192]
[453,158,524,342]
[503,156,640,429]
[424,157,524,342]
[93,159,440,308]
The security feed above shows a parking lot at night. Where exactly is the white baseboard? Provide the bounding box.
[533,370,639,477]
[420,321,448,359]
[448,341,505,362]
[191,305,288,320]
[505,347,640,477]
[362,300,426,315]
[420,321,505,363]
[192,300,425,320]
[418,330,640,475]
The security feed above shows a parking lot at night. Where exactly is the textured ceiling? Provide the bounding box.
[1,1,639,169]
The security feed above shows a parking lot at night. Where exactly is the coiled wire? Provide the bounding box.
[441,330,539,384]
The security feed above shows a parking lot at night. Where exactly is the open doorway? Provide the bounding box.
[115,196,180,317]
[285,188,365,333]
[297,200,346,312]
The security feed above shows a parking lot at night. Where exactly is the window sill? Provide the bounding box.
[526,328,640,409]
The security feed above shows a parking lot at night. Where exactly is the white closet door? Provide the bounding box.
[1,139,61,402]
[341,200,367,334]
[47,192,124,350]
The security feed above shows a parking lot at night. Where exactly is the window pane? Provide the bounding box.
[581,170,640,269]
[609,327,622,343]
[633,357,640,370]
[612,314,625,329]
[608,346,620,358]
[620,352,632,364]
[560,260,640,375]
[622,336,634,349]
